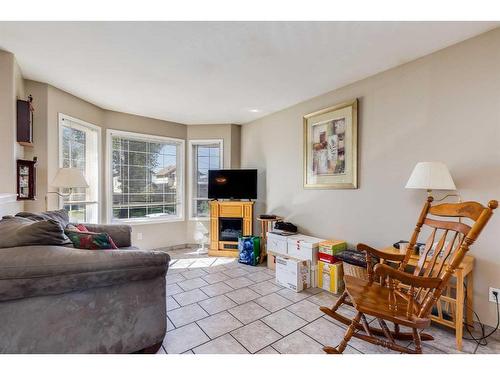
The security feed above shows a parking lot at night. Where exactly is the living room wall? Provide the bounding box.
[241,27,500,326]
[0,51,26,216]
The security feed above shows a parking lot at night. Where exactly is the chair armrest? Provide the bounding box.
[373,263,441,289]
[357,243,406,262]
[78,223,132,248]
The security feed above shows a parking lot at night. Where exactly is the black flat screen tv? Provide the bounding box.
[208,169,257,200]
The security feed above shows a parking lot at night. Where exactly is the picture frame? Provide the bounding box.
[303,99,358,189]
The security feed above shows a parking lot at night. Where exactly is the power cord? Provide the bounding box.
[462,287,499,353]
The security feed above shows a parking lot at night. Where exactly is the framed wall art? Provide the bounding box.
[303,99,358,189]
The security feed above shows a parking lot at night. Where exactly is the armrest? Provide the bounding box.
[79,223,132,248]
[357,243,406,262]
[373,263,441,289]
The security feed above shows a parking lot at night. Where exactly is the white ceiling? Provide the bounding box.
[0,22,498,125]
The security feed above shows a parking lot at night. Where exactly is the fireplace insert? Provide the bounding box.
[219,218,243,242]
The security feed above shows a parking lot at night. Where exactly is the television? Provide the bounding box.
[208,169,257,200]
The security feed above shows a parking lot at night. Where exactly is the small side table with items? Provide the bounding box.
[257,215,283,264]
[381,246,474,351]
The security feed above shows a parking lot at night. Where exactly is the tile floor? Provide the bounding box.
[156,248,500,354]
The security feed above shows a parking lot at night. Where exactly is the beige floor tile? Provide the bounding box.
[300,317,351,349]
[228,301,271,325]
[224,276,253,289]
[167,317,175,331]
[166,283,184,296]
[256,346,280,354]
[172,289,209,306]
[262,309,308,336]
[164,323,210,354]
[166,296,180,311]
[197,311,243,339]
[306,291,339,307]
[223,268,249,278]
[198,295,237,315]
[166,273,186,285]
[286,300,324,322]
[231,320,282,353]
[168,303,209,327]
[193,334,249,354]
[246,271,274,283]
[225,287,261,304]
[272,331,324,354]
[178,277,209,291]
[201,281,234,297]
[202,265,228,274]
[248,280,283,295]
[277,288,313,303]
[202,272,230,284]
[255,292,293,312]
[181,268,208,280]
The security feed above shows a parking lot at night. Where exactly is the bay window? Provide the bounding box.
[188,139,223,219]
[108,129,184,223]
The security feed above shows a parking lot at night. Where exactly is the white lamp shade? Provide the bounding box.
[405,162,456,191]
[52,168,89,188]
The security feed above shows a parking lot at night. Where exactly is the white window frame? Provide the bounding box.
[106,129,185,225]
[58,113,102,223]
[188,139,223,220]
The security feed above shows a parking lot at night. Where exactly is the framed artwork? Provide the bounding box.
[303,99,358,189]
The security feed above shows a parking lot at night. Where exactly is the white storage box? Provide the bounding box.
[287,234,325,264]
[275,256,311,292]
[267,232,300,256]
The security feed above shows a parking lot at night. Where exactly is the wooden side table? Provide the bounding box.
[382,247,474,351]
[256,216,283,264]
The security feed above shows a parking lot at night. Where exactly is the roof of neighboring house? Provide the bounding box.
[156,165,176,177]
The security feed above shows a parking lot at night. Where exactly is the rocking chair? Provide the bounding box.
[320,197,497,354]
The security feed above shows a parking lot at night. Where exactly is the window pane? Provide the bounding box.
[191,141,221,218]
[111,134,183,221]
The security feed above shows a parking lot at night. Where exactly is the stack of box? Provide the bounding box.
[317,260,344,294]
[266,232,300,270]
[275,256,311,292]
[318,240,347,263]
[316,240,347,294]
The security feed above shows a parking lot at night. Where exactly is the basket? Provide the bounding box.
[342,261,368,280]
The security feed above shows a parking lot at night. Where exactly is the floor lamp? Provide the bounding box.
[46,167,89,209]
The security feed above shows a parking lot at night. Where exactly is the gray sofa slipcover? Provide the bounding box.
[0,223,170,353]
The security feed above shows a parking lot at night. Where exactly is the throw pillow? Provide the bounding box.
[15,209,70,228]
[0,216,68,248]
[65,229,118,250]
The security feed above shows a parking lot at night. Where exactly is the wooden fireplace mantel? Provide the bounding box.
[209,200,254,257]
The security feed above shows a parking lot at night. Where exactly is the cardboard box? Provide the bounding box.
[267,232,300,256]
[275,256,311,292]
[317,260,344,294]
[319,240,347,256]
[287,234,324,264]
[267,251,277,270]
[318,253,340,264]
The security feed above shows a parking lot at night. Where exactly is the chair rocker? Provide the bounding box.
[320,197,497,354]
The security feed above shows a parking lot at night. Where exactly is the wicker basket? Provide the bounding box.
[342,261,368,280]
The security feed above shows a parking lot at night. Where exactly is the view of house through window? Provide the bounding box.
[190,140,223,218]
[59,114,100,223]
[109,130,184,222]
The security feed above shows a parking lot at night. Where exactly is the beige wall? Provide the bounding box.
[185,124,242,245]
[0,51,25,216]
[241,28,500,326]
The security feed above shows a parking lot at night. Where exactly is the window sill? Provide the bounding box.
[188,217,210,222]
[111,217,185,226]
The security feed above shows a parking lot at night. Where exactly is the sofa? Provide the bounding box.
[0,223,170,353]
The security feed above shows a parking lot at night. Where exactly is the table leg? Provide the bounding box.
[455,269,464,351]
[466,271,474,328]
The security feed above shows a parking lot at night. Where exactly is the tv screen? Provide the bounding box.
[208,169,257,200]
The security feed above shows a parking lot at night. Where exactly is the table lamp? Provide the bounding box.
[46,168,89,208]
[405,162,459,201]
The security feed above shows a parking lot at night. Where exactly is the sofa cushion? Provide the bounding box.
[0,216,68,248]
[15,209,70,228]
[0,245,170,302]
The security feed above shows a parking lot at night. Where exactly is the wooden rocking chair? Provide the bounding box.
[320,197,497,354]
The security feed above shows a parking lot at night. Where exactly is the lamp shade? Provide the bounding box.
[405,162,456,191]
[51,168,89,188]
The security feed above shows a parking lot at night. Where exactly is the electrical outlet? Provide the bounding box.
[137,232,143,241]
[489,287,500,303]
